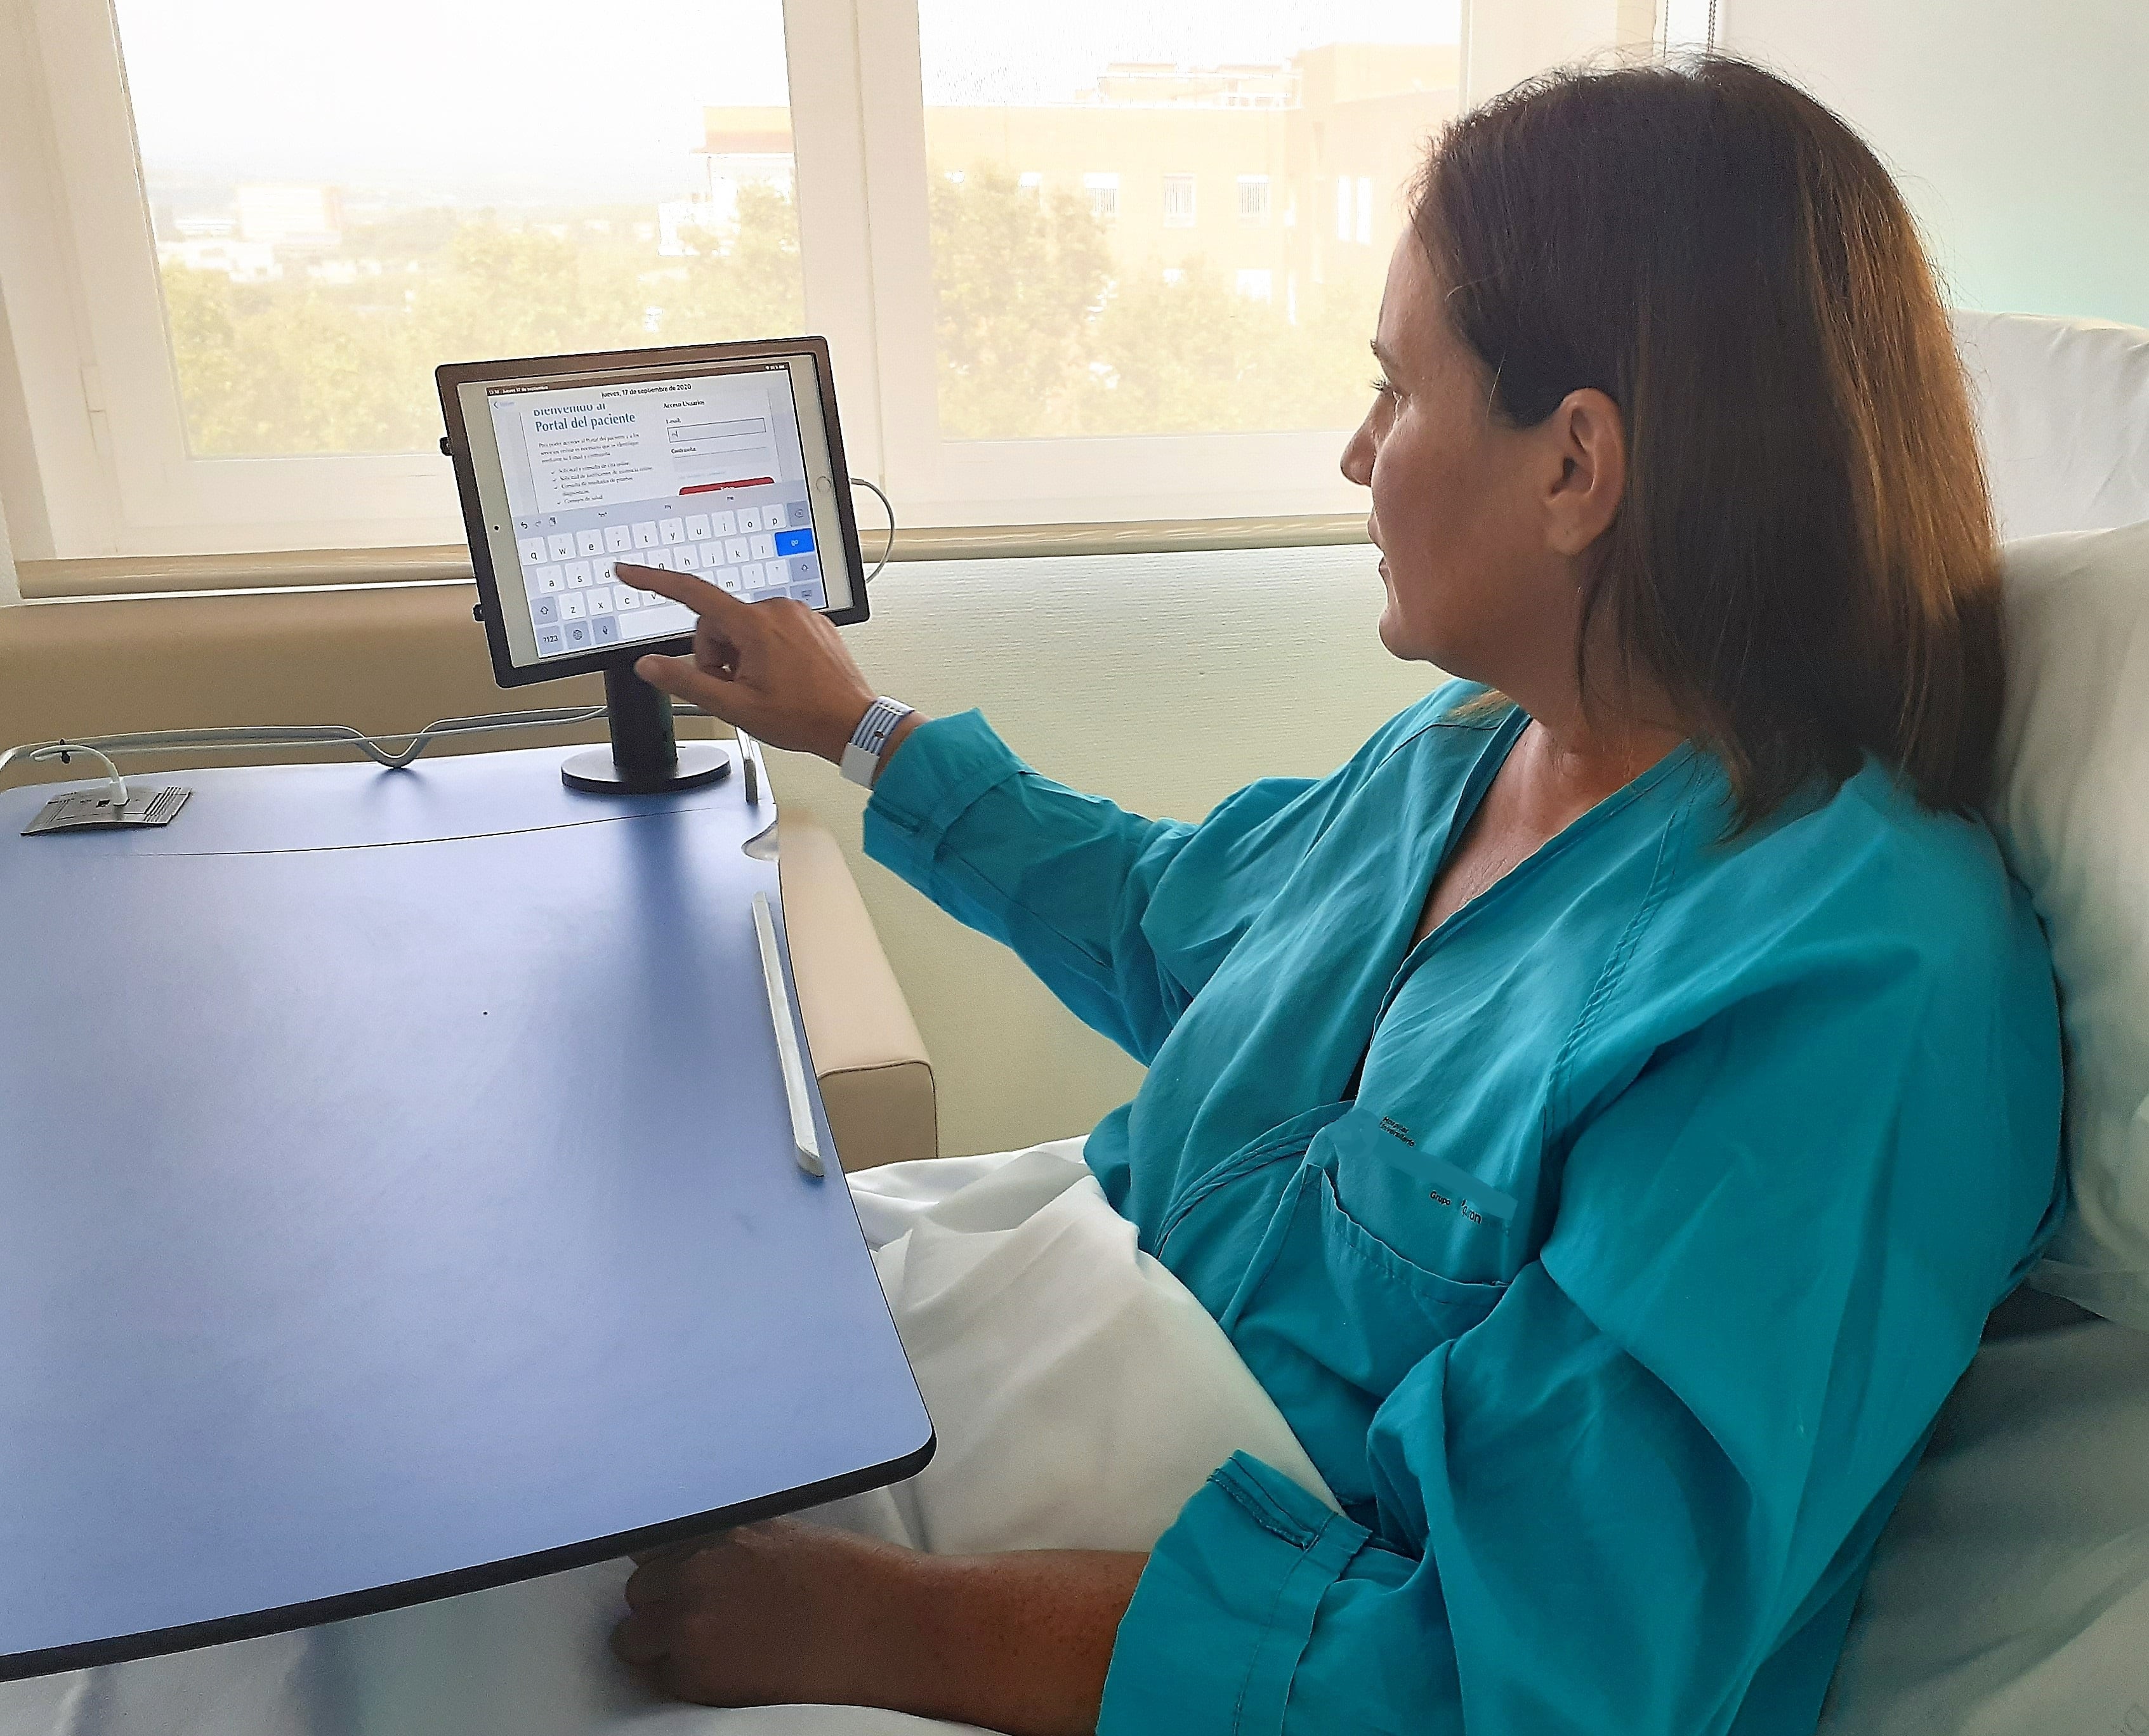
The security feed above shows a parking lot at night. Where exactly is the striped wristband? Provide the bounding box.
[839,697,915,788]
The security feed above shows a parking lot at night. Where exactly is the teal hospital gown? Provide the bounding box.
[861,682,2066,1736]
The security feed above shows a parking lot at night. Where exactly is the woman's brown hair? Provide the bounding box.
[1412,56,2001,827]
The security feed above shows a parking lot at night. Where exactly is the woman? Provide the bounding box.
[615,57,2064,1736]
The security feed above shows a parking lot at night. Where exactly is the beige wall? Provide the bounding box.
[0,544,1435,1155]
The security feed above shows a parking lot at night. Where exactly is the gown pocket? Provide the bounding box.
[1223,1158,1508,1516]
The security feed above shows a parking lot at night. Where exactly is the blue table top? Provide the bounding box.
[0,747,933,1680]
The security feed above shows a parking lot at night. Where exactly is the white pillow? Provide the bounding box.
[1987,519,2149,1326]
[1954,312,2149,540]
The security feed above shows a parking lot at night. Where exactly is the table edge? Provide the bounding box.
[0,1431,936,1683]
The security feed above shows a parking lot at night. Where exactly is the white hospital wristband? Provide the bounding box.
[839,697,916,789]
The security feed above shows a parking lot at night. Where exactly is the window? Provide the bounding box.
[76,0,794,537]
[2,0,1708,572]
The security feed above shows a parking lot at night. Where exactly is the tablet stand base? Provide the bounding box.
[563,666,732,796]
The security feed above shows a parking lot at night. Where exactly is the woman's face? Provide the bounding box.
[1340,233,1587,684]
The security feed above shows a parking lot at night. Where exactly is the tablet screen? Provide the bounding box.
[448,345,862,676]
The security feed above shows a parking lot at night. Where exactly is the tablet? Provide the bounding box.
[437,338,869,688]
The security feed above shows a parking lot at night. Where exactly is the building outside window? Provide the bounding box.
[1238,176,1270,223]
[658,110,796,258]
[1082,172,1121,220]
[1162,174,1197,227]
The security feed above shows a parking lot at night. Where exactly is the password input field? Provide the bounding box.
[670,434,772,462]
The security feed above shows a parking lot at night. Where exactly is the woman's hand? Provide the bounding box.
[612,1516,1148,1736]
[621,562,904,766]
[613,1518,926,1711]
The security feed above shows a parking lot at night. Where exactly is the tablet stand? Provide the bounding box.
[562,664,731,795]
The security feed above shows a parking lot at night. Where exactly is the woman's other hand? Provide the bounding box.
[622,563,905,766]
[612,1516,1146,1736]
[614,1518,923,1711]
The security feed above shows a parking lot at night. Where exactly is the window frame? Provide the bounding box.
[4,0,459,558]
[1,0,1697,587]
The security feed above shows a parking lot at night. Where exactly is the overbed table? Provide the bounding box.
[0,745,933,1680]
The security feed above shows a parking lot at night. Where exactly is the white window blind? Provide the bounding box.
[0,0,1703,580]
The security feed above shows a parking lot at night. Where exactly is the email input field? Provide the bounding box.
[667,418,770,442]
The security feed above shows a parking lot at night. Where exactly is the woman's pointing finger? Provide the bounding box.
[615,561,745,626]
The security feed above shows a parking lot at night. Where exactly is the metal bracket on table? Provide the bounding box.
[23,787,192,836]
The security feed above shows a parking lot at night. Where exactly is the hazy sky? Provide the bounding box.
[117,0,1461,205]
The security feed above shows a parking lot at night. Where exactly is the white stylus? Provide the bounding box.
[752,890,824,1176]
